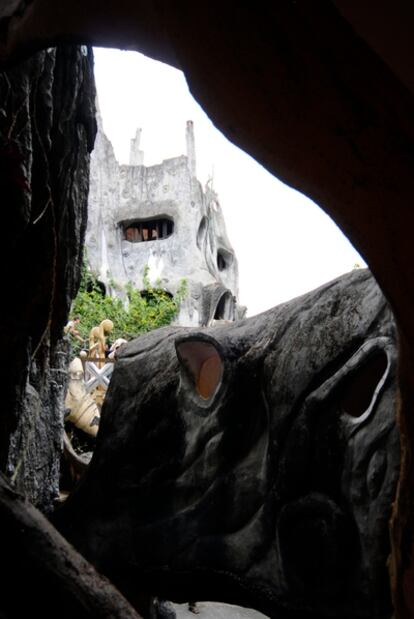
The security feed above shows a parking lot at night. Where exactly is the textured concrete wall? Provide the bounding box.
[87,114,244,326]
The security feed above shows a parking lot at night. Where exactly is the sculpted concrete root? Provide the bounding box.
[55,269,400,618]
[0,473,142,618]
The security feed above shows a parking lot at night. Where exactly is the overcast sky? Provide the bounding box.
[93,47,364,317]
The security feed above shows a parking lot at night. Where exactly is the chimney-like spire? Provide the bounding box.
[129,128,144,166]
[186,120,196,178]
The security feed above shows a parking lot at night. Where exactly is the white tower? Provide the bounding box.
[185,120,196,178]
[129,128,144,166]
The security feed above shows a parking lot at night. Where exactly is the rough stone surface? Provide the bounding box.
[173,602,267,619]
[155,600,267,619]
[0,473,142,618]
[56,269,399,618]
[86,115,244,326]
[7,339,69,511]
[0,45,96,509]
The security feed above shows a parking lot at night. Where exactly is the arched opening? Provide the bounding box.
[86,279,106,296]
[121,217,174,242]
[140,288,173,303]
[214,291,234,320]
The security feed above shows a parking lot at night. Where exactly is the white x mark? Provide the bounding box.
[84,362,114,393]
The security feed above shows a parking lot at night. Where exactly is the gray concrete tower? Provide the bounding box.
[129,128,144,166]
[86,112,245,327]
[185,120,196,178]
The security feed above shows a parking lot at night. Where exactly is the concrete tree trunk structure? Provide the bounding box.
[86,114,244,326]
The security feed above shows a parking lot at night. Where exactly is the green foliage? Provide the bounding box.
[68,263,187,355]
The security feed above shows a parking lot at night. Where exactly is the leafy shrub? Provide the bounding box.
[68,262,187,355]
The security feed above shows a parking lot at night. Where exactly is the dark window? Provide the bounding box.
[214,292,234,320]
[217,249,233,271]
[217,252,226,271]
[122,218,174,242]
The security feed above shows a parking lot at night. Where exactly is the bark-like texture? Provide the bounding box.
[56,269,399,619]
[0,473,142,618]
[0,45,96,510]
[6,339,70,510]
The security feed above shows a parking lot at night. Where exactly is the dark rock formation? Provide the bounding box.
[0,45,128,618]
[7,339,70,510]
[56,269,399,618]
[0,45,96,510]
[0,473,142,618]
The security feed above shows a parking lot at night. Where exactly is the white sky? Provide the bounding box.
[93,47,365,317]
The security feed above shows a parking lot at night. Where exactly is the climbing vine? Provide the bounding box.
[68,262,187,354]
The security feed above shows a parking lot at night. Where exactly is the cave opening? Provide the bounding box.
[0,4,408,616]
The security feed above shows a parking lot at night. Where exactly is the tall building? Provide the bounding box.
[86,113,245,326]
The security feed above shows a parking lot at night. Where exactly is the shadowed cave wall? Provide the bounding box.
[1,1,414,616]
[0,44,96,510]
